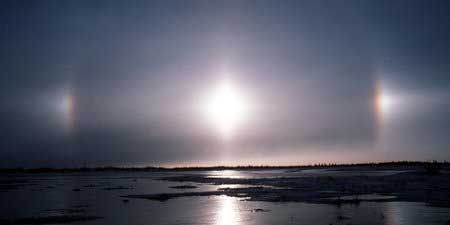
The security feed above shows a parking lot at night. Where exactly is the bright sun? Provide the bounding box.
[204,79,249,139]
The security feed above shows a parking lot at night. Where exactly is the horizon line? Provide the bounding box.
[1,160,447,172]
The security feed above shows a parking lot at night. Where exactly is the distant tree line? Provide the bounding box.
[0,160,448,174]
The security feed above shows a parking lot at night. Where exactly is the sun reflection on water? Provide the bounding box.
[215,196,240,225]
[207,170,245,179]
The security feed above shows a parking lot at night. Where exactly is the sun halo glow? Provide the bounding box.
[203,80,249,139]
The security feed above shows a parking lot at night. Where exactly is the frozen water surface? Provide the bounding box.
[1,170,449,225]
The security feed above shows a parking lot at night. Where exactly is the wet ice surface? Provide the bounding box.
[1,169,450,225]
[199,168,410,179]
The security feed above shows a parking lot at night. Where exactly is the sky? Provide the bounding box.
[1,0,450,168]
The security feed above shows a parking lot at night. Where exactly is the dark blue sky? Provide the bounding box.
[1,0,450,167]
